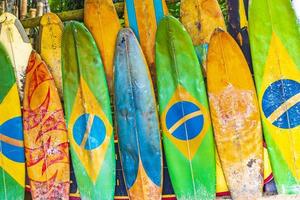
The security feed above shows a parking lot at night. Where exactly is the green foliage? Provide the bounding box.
[49,0,84,12]
[167,2,180,19]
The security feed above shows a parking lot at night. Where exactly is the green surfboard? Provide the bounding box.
[249,0,300,194]
[62,21,115,199]
[0,43,25,200]
[155,15,216,200]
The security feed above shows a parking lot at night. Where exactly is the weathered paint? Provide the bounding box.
[156,16,215,200]
[0,12,32,100]
[23,51,70,200]
[114,28,162,200]
[84,0,121,92]
[207,29,263,200]
[0,43,25,200]
[62,21,115,200]
[180,0,225,72]
[216,144,277,197]
[39,12,64,98]
[249,0,300,194]
[124,0,168,79]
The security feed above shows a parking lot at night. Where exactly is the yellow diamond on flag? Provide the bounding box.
[161,85,210,160]
[68,78,113,183]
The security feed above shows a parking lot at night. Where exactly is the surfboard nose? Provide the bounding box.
[117,28,135,41]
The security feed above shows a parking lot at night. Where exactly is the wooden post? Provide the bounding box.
[20,0,27,19]
[28,8,36,46]
[36,1,43,16]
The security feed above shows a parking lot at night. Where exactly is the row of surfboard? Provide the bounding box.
[0,0,299,200]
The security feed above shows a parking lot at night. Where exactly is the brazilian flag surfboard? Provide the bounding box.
[156,15,215,200]
[249,0,300,194]
[62,21,115,200]
[0,43,25,200]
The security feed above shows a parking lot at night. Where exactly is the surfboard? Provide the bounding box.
[39,12,64,98]
[22,51,70,199]
[156,15,215,200]
[249,0,300,194]
[124,0,168,79]
[207,29,264,199]
[227,0,253,71]
[62,21,115,200]
[114,28,163,200]
[0,43,25,200]
[0,12,32,99]
[180,0,226,72]
[84,0,120,92]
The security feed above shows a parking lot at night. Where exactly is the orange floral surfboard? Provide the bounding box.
[23,51,70,200]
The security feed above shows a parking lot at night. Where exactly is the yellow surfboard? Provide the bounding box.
[124,0,168,79]
[0,12,32,99]
[23,51,70,199]
[39,13,64,98]
[207,29,264,199]
[180,0,226,71]
[84,0,121,92]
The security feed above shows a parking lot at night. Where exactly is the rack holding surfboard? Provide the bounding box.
[249,0,300,194]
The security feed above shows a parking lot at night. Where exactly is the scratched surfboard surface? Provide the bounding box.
[62,21,115,200]
[180,0,226,73]
[84,0,121,92]
[0,43,25,200]
[39,13,64,98]
[114,28,163,200]
[249,0,300,194]
[216,143,277,197]
[124,0,168,80]
[156,16,215,200]
[207,29,264,200]
[0,12,32,100]
[227,0,253,72]
[23,51,70,199]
